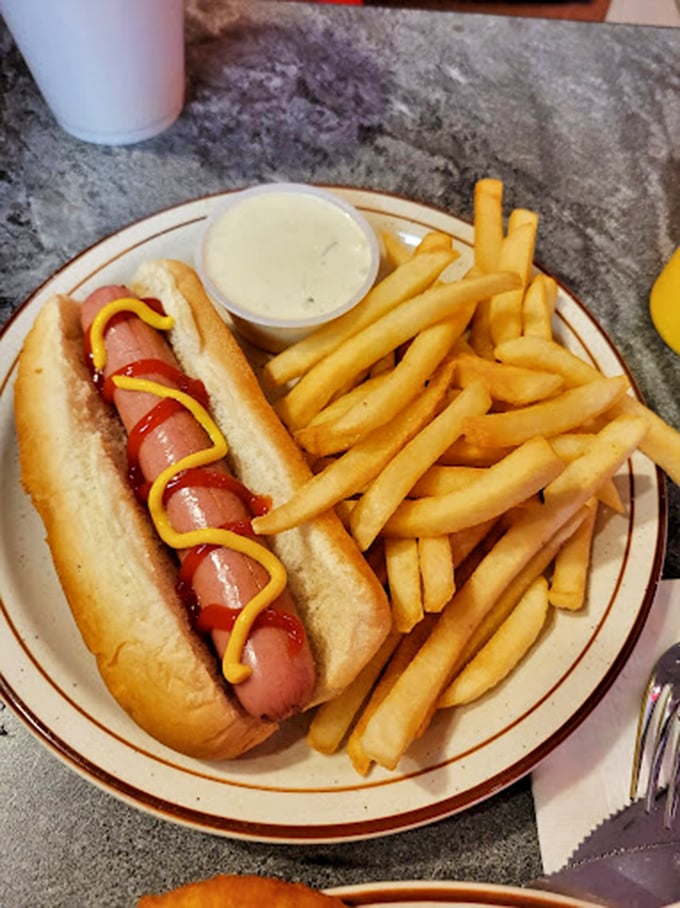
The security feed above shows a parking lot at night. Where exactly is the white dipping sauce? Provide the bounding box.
[201,190,375,324]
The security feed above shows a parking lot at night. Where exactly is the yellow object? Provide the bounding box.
[114,375,287,685]
[650,247,680,354]
[89,297,174,370]
[94,298,287,684]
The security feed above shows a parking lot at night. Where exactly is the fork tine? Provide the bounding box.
[631,677,665,799]
[664,707,680,828]
[644,683,673,813]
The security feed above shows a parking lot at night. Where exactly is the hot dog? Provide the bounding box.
[14,259,391,760]
[80,284,316,723]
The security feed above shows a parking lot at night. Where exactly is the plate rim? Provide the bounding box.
[0,185,668,843]
[324,878,605,907]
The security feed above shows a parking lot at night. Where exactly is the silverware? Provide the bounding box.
[532,796,680,908]
[630,642,680,827]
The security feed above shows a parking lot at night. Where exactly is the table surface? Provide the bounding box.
[1,2,678,905]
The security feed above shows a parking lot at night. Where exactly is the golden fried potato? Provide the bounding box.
[138,874,347,908]
[439,574,549,706]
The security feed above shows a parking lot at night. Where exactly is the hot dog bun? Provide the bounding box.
[14,260,391,760]
[15,293,276,759]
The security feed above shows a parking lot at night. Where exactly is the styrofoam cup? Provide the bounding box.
[1,0,185,145]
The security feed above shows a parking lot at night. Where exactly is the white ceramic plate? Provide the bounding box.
[0,188,666,843]
[326,879,603,908]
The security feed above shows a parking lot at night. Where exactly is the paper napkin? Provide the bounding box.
[532,578,680,874]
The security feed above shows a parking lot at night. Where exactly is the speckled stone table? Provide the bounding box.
[1,2,678,905]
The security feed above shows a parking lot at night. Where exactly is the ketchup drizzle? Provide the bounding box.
[164,467,271,516]
[195,604,307,654]
[126,397,184,493]
[175,543,218,624]
[84,299,304,657]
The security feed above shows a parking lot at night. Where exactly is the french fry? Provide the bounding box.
[611,394,680,486]
[263,250,457,387]
[358,414,648,769]
[449,517,499,568]
[296,317,464,456]
[350,381,492,551]
[591,479,622,513]
[495,336,601,387]
[549,497,598,610]
[540,414,646,513]
[489,213,539,345]
[550,434,624,512]
[277,271,519,431]
[252,360,455,536]
[439,437,513,467]
[462,375,629,448]
[415,230,454,255]
[496,337,680,484]
[507,207,540,241]
[549,433,598,460]
[473,178,504,272]
[347,619,436,775]
[454,351,564,405]
[381,230,412,269]
[304,371,394,431]
[409,464,484,497]
[523,273,557,340]
[381,436,565,538]
[441,505,590,701]
[385,536,423,633]
[440,575,549,706]
[306,632,401,754]
[469,298,496,360]
[418,536,456,613]
[470,182,504,359]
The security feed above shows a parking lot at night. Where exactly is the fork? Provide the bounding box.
[630,641,680,828]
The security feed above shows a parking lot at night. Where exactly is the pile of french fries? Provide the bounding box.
[253,178,680,774]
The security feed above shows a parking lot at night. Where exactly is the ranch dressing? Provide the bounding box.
[202,190,375,324]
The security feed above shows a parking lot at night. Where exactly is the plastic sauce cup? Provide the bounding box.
[196,184,380,352]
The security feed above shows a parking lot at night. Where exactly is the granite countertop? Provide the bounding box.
[1,2,678,905]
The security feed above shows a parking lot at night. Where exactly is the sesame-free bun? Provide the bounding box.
[15,293,275,759]
[14,260,390,760]
[130,260,391,705]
